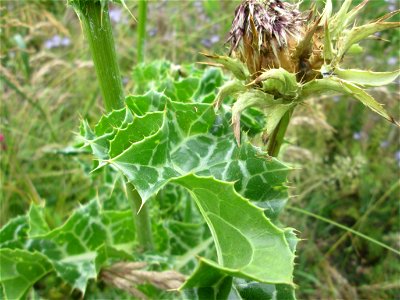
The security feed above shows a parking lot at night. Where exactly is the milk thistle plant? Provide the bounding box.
[0,0,398,299]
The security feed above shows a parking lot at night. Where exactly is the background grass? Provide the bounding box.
[1,0,399,299]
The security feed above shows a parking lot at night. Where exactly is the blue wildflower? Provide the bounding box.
[353,132,362,140]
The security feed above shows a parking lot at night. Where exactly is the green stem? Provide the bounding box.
[183,198,192,222]
[287,206,400,256]
[267,108,294,157]
[127,184,154,251]
[324,180,400,257]
[72,0,124,111]
[137,0,147,64]
[71,0,153,251]
[175,237,213,270]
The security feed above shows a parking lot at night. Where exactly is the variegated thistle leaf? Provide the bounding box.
[27,200,136,292]
[181,227,299,300]
[83,90,290,215]
[0,249,53,300]
[0,201,136,297]
[81,90,297,286]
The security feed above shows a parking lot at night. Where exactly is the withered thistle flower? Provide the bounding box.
[228,0,307,76]
[101,262,186,298]
[204,0,399,155]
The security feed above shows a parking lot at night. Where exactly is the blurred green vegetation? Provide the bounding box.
[0,0,399,299]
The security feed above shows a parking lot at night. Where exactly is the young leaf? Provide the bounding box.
[319,0,332,25]
[301,78,398,125]
[132,60,172,93]
[329,0,353,37]
[193,68,225,102]
[323,21,334,61]
[131,61,224,104]
[214,80,246,109]
[346,43,363,55]
[232,90,275,144]
[338,21,400,59]
[346,0,369,20]
[28,204,50,237]
[262,103,295,139]
[330,0,369,39]
[200,53,248,81]
[231,88,297,144]
[339,79,398,124]
[334,68,400,87]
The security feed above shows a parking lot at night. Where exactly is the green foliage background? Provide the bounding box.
[0,0,399,299]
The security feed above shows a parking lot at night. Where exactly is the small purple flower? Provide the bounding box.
[395,150,400,161]
[380,140,390,148]
[43,35,71,49]
[148,28,157,37]
[201,35,220,48]
[332,96,340,102]
[201,39,212,48]
[210,35,220,44]
[395,150,400,168]
[388,4,397,11]
[353,132,362,140]
[61,37,71,46]
[44,39,54,49]
[53,35,61,44]
[109,7,122,23]
[387,57,398,66]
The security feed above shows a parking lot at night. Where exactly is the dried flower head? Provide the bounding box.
[228,0,307,75]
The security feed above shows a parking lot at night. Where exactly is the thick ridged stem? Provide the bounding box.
[137,0,147,63]
[71,0,153,251]
[72,0,124,111]
[127,186,154,251]
[267,108,293,157]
